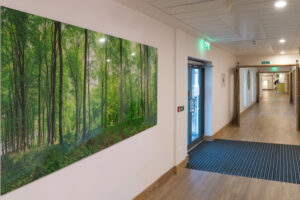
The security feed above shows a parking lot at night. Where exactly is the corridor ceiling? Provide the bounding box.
[117,0,300,56]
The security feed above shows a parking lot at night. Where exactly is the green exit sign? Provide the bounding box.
[261,61,270,65]
[204,41,210,50]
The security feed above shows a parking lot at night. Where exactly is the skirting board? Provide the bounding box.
[240,102,256,117]
[175,156,189,174]
[204,102,256,141]
[133,156,189,200]
[204,120,233,142]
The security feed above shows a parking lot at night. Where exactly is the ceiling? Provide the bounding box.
[117,0,300,56]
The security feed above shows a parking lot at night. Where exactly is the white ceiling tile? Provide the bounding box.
[141,0,300,55]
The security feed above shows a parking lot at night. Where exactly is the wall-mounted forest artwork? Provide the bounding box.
[0,6,157,195]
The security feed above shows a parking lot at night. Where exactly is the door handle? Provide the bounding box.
[190,98,196,113]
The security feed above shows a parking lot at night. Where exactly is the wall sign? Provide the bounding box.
[221,73,226,88]
[271,67,279,71]
[261,61,270,64]
[247,70,251,90]
[1,6,158,194]
[177,106,185,112]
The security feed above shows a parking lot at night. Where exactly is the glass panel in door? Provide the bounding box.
[188,66,204,149]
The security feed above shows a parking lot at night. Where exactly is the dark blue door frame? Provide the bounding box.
[188,64,205,150]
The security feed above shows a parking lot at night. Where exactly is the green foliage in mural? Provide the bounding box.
[0,6,157,194]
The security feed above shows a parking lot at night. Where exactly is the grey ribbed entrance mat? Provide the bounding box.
[187,139,300,184]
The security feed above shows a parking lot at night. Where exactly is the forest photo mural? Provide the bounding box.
[0,6,157,194]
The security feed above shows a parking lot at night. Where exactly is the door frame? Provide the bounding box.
[233,63,298,129]
[187,65,205,150]
[296,63,300,130]
[289,71,292,103]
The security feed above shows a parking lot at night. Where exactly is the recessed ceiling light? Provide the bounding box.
[275,1,287,8]
[279,39,286,43]
[280,51,285,54]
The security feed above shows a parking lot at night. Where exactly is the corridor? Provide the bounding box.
[217,90,300,145]
[3,0,300,200]
[148,90,300,200]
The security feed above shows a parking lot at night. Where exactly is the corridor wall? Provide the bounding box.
[0,0,175,199]
[175,29,237,164]
[239,68,258,113]
[0,0,238,199]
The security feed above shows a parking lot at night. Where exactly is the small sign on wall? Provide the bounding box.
[177,106,185,112]
[261,61,270,64]
[221,73,226,88]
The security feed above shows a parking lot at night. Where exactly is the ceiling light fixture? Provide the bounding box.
[279,38,286,43]
[280,51,285,54]
[275,1,287,9]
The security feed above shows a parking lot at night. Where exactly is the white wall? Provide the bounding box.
[240,68,258,113]
[0,0,176,200]
[0,0,239,198]
[175,29,237,164]
[261,74,274,90]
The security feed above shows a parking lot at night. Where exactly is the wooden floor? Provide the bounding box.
[147,90,300,200]
[148,169,300,200]
[216,90,300,145]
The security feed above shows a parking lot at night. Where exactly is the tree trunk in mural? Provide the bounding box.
[43,20,51,145]
[146,46,150,118]
[58,22,64,144]
[88,43,91,134]
[101,75,104,128]
[119,39,123,123]
[104,36,108,128]
[143,46,147,117]
[9,37,21,152]
[50,22,58,145]
[82,29,88,140]
[38,42,42,147]
[129,64,133,119]
[139,44,144,117]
